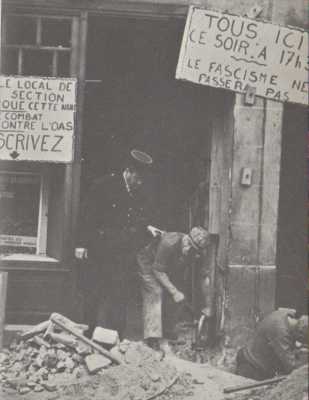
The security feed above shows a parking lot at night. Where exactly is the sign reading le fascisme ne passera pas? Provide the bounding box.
[176,7,308,105]
[0,76,76,162]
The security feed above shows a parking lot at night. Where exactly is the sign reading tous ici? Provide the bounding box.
[0,76,76,162]
[176,7,308,105]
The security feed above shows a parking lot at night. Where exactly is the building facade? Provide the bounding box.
[0,0,307,339]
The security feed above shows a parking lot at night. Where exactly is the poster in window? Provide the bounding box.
[0,172,40,255]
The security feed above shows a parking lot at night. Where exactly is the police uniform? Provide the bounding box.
[78,151,152,338]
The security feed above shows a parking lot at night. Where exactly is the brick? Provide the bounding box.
[84,354,112,374]
[92,327,119,347]
[18,386,31,395]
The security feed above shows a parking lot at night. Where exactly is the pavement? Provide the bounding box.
[166,355,254,400]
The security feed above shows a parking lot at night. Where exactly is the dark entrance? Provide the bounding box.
[277,104,307,314]
[82,16,226,337]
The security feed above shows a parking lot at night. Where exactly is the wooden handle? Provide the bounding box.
[223,376,286,394]
[50,313,122,365]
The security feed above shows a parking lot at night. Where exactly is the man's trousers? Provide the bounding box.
[83,251,132,339]
[137,247,178,340]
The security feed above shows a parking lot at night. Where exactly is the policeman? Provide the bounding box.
[75,149,153,338]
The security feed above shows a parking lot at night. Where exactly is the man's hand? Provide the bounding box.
[173,291,185,303]
[75,248,88,260]
[147,225,164,237]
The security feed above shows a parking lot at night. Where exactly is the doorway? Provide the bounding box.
[82,16,227,337]
[276,104,307,314]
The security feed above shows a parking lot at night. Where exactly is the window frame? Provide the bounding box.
[0,169,49,258]
[2,13,73,77]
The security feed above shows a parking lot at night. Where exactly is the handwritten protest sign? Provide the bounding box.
[176,7,308,105]
[0,76,76,162]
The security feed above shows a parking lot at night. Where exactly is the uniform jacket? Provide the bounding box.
[78,172,150,257]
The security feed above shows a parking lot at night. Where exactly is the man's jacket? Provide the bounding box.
[78,173,150,256]
[245,309,298,376]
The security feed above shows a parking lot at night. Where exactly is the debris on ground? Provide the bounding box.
[264,365,308,400]
[170,322,238,372]
[227,365,308,400]
[0,315,195,400]
[1,315,307,400]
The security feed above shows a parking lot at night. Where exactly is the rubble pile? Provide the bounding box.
[0,320,100,396]
[229,365,308,400]
[264,365,308,400]
[0,314,185,400]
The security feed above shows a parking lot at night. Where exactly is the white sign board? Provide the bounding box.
[176,7,308,105]
[0,76,76,162]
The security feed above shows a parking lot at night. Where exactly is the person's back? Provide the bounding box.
[246,309,296,377]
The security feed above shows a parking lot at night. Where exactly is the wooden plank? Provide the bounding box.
[62,15,83,262]
[208,93,234,335]
[209,92,233,263]
[71,12,87,241]
[5,44,71,51]
[259,101,283,265]
[2,0,189,19]
[0,272,8,348]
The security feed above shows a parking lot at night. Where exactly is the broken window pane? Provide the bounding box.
[23,50,53,76]
[41,19,71,47]
[6,16,36,45]
[0,173,40,255]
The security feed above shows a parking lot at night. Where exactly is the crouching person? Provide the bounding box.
[137,226,210,352]
[236,309,308,380]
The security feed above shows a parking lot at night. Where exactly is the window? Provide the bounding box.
[0,13,76,261]
[2,14,73,77]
